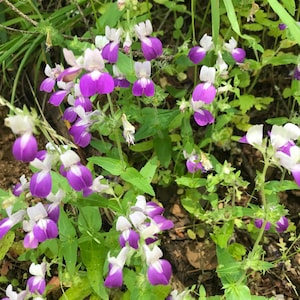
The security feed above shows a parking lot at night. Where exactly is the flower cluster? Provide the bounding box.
[240,123,300,186]
[187,35,246,127]
[254,216,289,233]
[39,19,162,149]
[240,122,300,232]
[104,195,174,288]
[2,262,47,299]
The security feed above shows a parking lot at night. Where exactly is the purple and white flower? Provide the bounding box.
[116,216,140,249]
[60,150,93,191]
[224,37,246,63]
[188,34,213,64]
[192,66,216,104]
[0,206,25,239]
[104,247,129,288]
[113,65,130,88]
[48,80,74,106]
[143,245,172,285]
[2,284,27,300]
[12,132,38,163]
[275,216,289,232]
[40,64,62,93]
[102,26,122,63]
[46,189,65,223]
[26,203,58,244]
[27,262,47,295]
[13,175,30,196]
[79,48,114,97]
[132,61,155,97]
[29,153,53,198]
[239,124,264,148]
[134,20,163,61]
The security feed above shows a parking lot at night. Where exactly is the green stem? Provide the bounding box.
[191,0,196,44]
[106,94,125,169]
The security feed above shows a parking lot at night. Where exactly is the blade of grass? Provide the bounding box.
[211,0,220,47]
[11,34,43,104]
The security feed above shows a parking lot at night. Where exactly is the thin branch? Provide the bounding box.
[2,0,38,26]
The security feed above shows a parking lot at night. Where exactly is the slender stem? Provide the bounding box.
[106,94,125,168]
[191,0,196,44]
[3,0,38,26]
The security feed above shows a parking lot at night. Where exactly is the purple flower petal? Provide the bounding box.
[147,259,172,285]
[0,218,12,239]
[49,90,68,106]
[188,46,206,64]
[232,48,246,63]
[192,82,216,104]
[24,231,39,248]
[12,133,38,162]
[96,72,115,94]
[104,264,123,288]
[27,276,46,295]
[141,37,163,60]
[33,219,58,242]
[79,71,102,97]
[30,171,52,198]
[292,164,300,186]
[66,164,93,191]
[275,216,289,232]
[102,42,119,63]
[119,229,140,249]
[193,110,214,126]
[254,219,271,231]
[40,78,55,93]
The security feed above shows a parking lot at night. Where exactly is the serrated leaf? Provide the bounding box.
[120,167,155,196]
[0,231,15,260]
[80,240,108,299]
[88,157,124,175]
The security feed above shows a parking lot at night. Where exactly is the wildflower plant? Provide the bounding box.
[0,0,300,299]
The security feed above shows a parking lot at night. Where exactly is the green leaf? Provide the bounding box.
[224,284,251,300]
[59,275,92,300]
[153,131,172,168]
[130,140,154,152]
[116,52,135,83]
[0,231,15,260]
[120,167,155,196]
[80,240,108,299]
[140,156,159,183]
[60,239,78,276]
[181,197,204,218]
[265,180,300,193]
[78,206,102,234]
[281,0,295,16]
[58,209,77,276]
[88,157,124,175]
[176,177,207,188]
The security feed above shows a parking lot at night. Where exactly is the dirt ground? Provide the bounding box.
[1,103,300,299]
